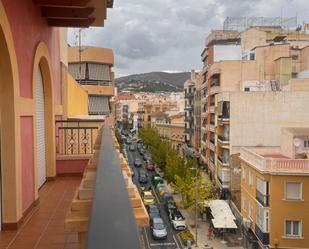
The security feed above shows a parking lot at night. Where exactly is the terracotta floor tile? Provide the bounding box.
[0,177,82,249]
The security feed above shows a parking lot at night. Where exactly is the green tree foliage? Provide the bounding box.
[114,128,123,151]
[139,128,215,210]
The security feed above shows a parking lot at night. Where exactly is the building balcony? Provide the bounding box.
[209,141,215,151]
[184,105,193,111]
[240,147,309,174]
[185,116,194,122]
[218,135,229,145]
[218,155,229,167]
[65,123,149,249]
[217,175,230,189]
[255,224,270,246]
[210,85,220,95]
[185,92,194,99]
[256,190,269,207]
[210,106,215,113]
[218,115,230,124]
[185,127,194,134]
[209,124,215,132]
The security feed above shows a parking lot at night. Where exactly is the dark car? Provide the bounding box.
[164,200,177,214]
[151,217,167,240]
[143,154,151,161]
[138,169,148,184]
[134,158,143,167]
[129,145,135,151]
[147,204,160,219]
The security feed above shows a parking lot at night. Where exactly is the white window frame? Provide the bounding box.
[285,220,302,237]
[242,167,246,182]
[285,182,303,201]
[249,171,254,186]
[249,202,253,221]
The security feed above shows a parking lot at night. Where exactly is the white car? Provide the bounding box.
[169,209,187,231]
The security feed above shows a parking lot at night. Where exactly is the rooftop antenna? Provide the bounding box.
[74,28,87,84]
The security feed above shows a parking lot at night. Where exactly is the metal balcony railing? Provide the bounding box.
[55,120,103,156]
[255,224,269,245]
[86,123,142,249]
[185,92,194,99]
[256,190,269,207]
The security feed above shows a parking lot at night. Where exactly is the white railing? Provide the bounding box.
[209,141,215,151]
[210,106,215,113]
[240,147,309,174]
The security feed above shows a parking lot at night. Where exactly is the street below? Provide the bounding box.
[123,141,184,249]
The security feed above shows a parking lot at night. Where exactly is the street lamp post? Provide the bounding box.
[190,162,199,247]
[194,163,198,247]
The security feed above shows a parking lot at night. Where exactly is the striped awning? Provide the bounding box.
[88,63,111,81]
[89,96,110,115]
[68,63,86,80]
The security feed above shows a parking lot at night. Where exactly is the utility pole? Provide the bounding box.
[78,28,82,84]
[194,161,198,247]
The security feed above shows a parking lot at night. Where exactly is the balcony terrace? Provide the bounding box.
[240,147,309,175]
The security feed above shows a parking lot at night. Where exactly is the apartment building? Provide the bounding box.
[115,92,138,131]
[154,113,185,152]
[200,24,309,205]
[183,70,202,159]
[240,128,309,249]
[68,46,115,116]
[137,96,178,129]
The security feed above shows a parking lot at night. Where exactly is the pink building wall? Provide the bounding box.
[56,160,88,176]
[20,117,34,212]
[2,0,62,104]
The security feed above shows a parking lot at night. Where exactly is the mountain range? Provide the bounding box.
[115,71,191,92]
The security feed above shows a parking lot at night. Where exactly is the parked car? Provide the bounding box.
[169,209,187,230]
[134,158,143,167]
[146,162,155,171]
[126,139,132,145]
[152,175,164,187]
[164,199,177,214]
[138,169,148,184]
[137,143,142,149]
[129,145,135,151]
[143,154,151,161]
[151,217,167,240]
[147,204,160,219]
[143,191,155,206]
[139,148,145,155]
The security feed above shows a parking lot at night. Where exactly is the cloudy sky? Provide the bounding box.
[68,0,309,77]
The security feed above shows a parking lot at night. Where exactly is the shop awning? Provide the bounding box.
[206,200,237,229]
[212,217,237,229]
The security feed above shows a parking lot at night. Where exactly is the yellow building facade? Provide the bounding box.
[240,128,309,249]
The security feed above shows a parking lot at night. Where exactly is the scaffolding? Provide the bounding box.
[223,17,297,32]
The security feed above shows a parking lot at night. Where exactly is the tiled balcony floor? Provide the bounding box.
[0,177,82,249]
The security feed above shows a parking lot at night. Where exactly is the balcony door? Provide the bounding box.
[36,67,46,188]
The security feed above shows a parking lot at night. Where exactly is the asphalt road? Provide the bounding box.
[123,140,185,249]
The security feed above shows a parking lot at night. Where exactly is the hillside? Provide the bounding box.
[115,71,191,92]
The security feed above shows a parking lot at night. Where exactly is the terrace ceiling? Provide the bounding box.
[34,0,114,27]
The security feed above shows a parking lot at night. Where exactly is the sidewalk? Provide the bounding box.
[166,185,244,249]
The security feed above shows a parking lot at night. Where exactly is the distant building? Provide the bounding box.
[200,26,309,208]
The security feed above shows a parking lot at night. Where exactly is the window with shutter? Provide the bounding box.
[285,182,302,200]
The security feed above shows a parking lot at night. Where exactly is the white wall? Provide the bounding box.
[214,45,241,62]
[229,92,309,154]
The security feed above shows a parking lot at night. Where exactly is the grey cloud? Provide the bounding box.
[68,0,309,76]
